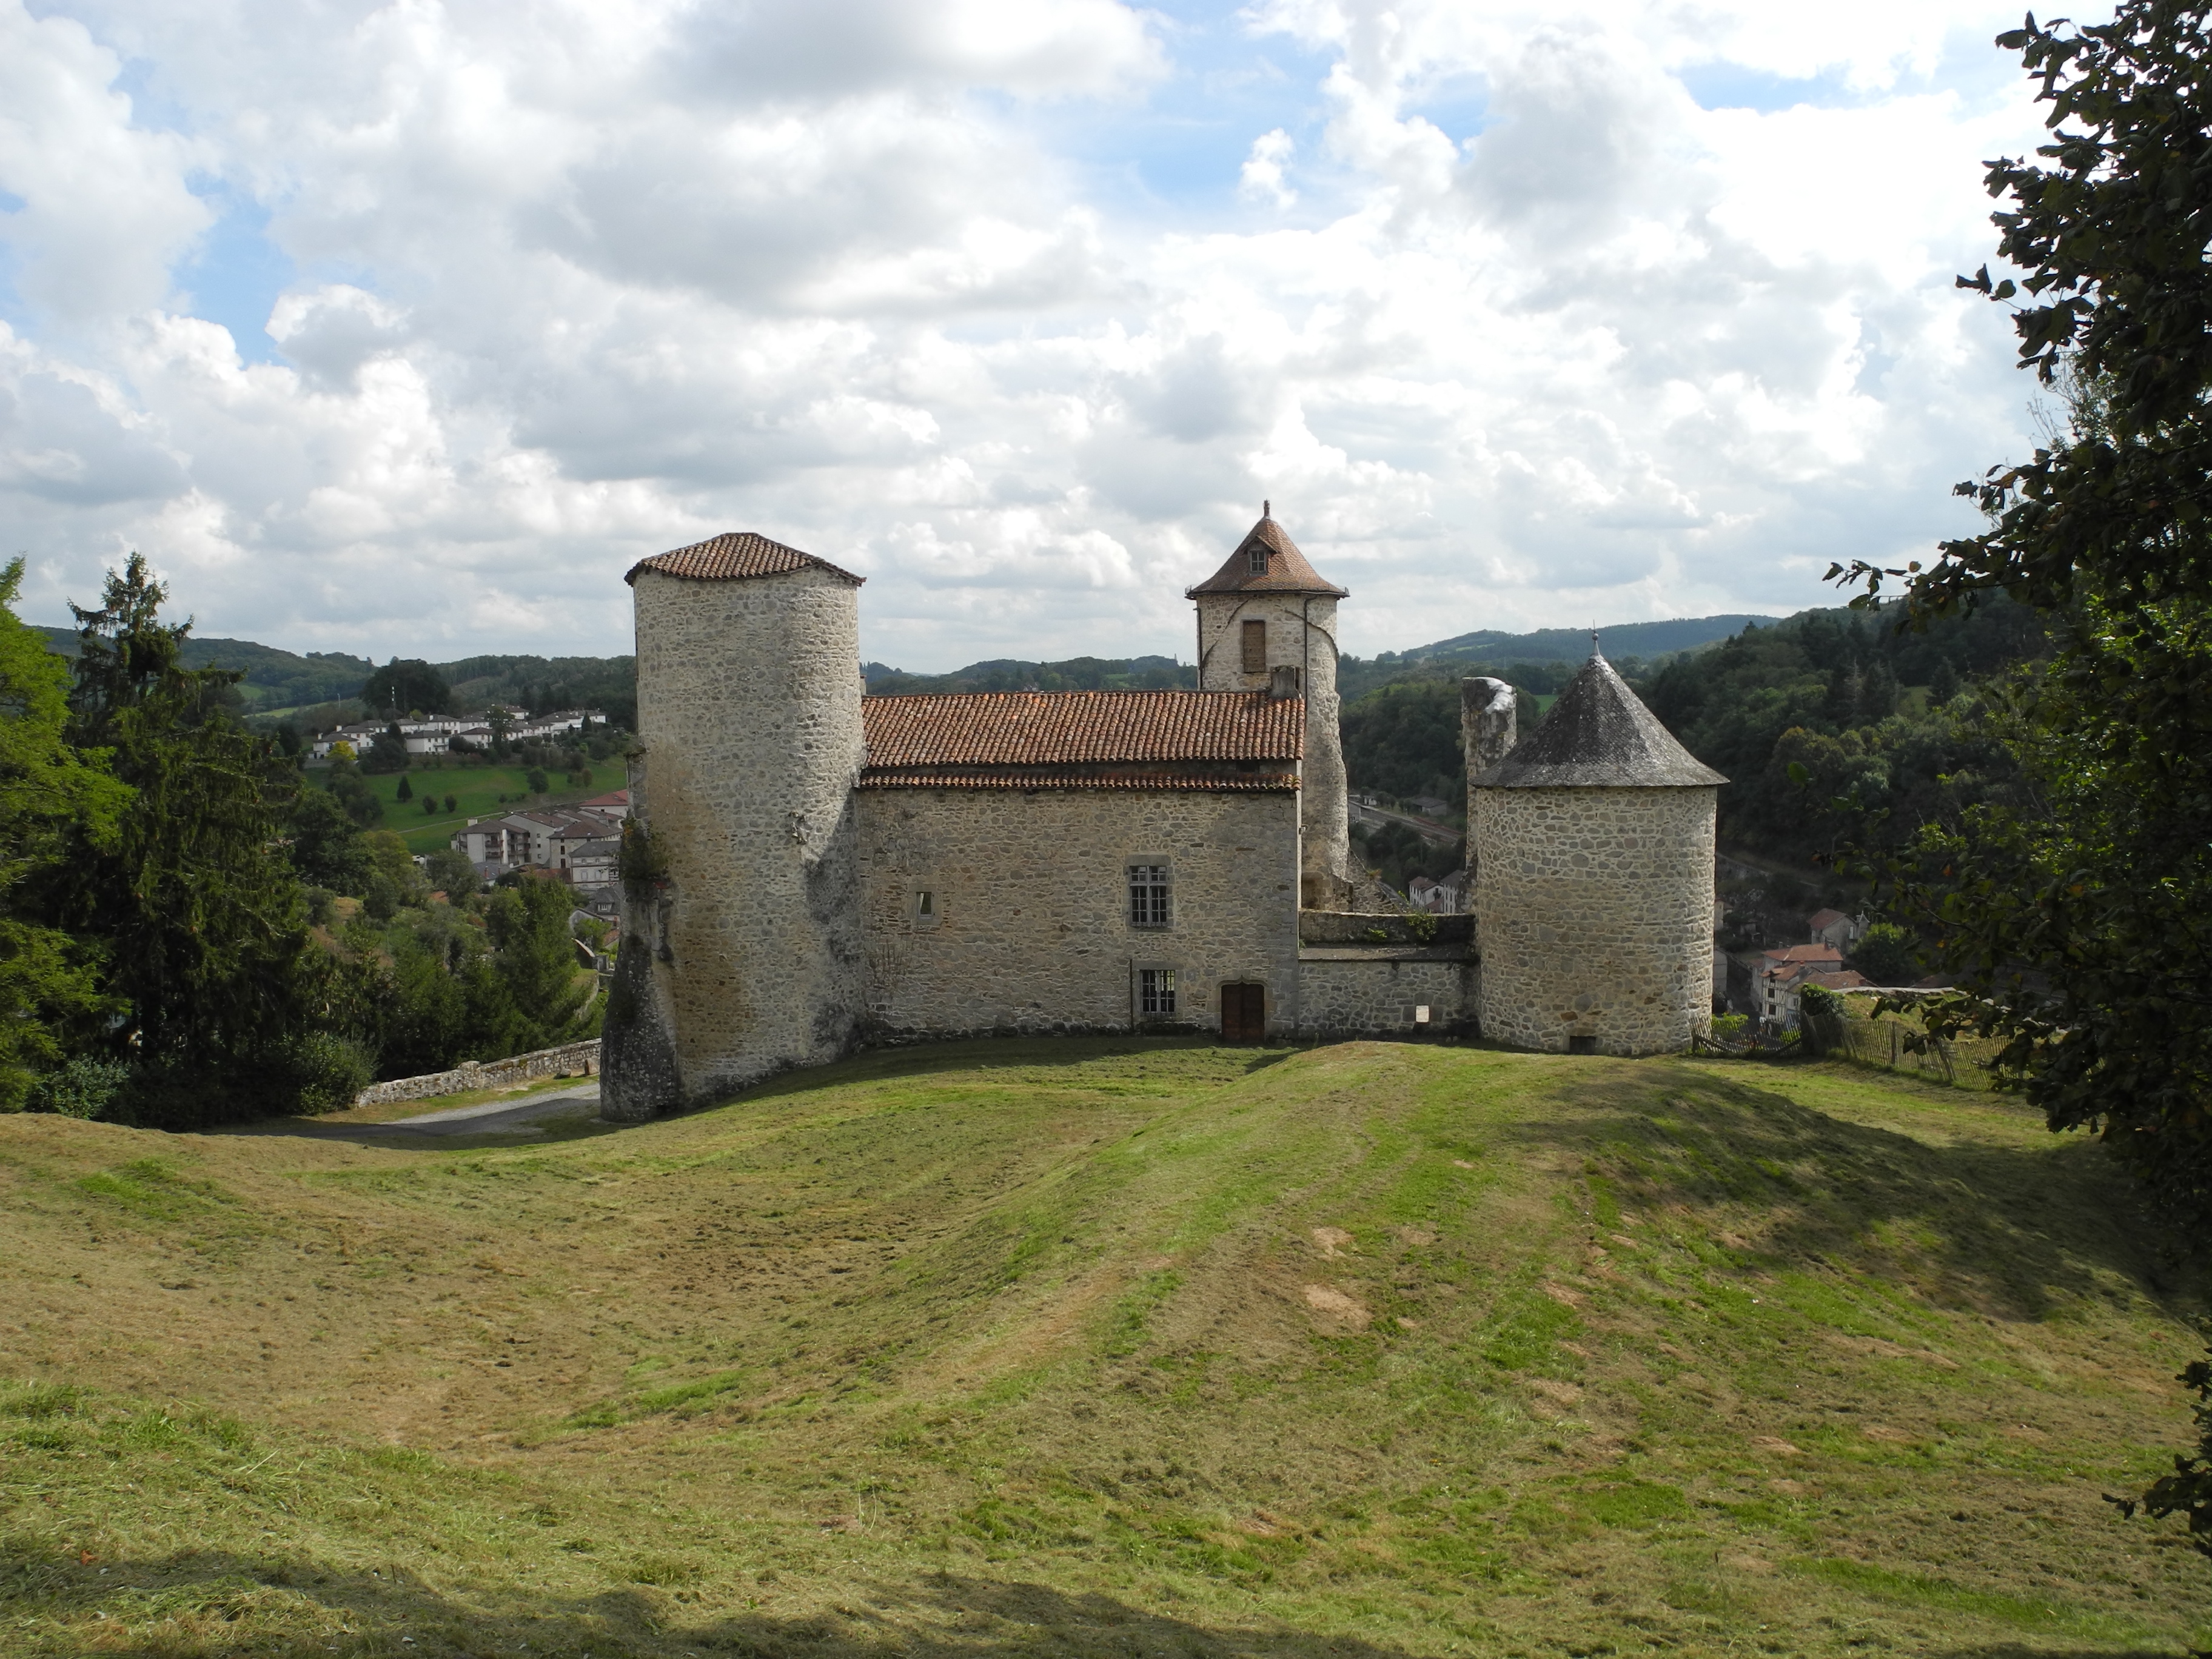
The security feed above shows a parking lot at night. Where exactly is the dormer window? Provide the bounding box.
[1248,545,1268,576]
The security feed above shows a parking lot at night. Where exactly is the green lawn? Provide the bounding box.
[1,1042,2202,1657]
[310,762,621,854]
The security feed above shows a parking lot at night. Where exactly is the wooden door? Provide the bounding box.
[1221,982,1265,1042]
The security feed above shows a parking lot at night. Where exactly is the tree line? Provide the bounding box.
[0,558,600,1130]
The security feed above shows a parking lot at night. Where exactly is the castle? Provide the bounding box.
[601,512,1724,1119]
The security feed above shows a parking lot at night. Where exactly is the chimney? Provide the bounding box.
[1461,677,1517,886]
[1269,663,1302,700]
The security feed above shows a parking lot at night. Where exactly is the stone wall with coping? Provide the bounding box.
[1195,592,1346,902]
[1296,953,1476,1037]
[1472,785,1717,1056]
[353,1040,600,1108]
[618,565,866,1111]
[857,785,1301,1039]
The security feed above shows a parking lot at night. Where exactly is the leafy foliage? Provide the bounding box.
[361,657,453,717]
[0,559,130,1110]
[1823,2,2212,1562]
[1834,1,2212,1233]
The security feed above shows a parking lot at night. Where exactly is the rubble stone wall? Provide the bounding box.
[857,786,1301,1038]
[1473,785,1717,1056]
[1194,592,1346,900]
[619,565,866,1110]
[353,1041,600,1108]
[1296,955,1476,1037]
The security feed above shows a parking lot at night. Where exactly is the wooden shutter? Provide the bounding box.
[1241,619,1267,674]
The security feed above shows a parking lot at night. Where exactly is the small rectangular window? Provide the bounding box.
[1241,618,1267,674]
[910,888,940,930]
[1128,863,1170,928]
[1140,968,1177,1015]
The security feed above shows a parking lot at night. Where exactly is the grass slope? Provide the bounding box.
[0,1042,2202,1657]
[315,763,620,854]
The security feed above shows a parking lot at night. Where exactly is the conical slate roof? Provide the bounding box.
[1185,510,1348,597]
[1475,652,1726,789]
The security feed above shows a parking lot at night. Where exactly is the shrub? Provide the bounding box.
[24,1056,133,1120]
[271,1032,373,1115]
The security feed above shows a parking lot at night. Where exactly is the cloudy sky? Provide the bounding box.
[1,0,2079,670]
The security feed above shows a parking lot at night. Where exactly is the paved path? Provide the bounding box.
[227,1081,610,1143]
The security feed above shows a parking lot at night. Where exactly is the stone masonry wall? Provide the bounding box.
[1473,785,1717,1056]
[857,786,1301,1038]
[1296,956,1475,1038]
[353,1040,600,1108]
[1195,592,1346,900]
[623,566,866,1108]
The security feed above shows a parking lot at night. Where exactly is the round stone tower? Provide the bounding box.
[1471,651,1724,1056]
[602,532,868,1119]
[1187,506,1351,908]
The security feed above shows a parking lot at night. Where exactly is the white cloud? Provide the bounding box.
[1240,129,1298,207]
[0,0,2076,669]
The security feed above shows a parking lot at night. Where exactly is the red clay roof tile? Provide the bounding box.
[626,532,864,587]
[857,768,1298,793]
[1185,514,1347,597]
[862,690,1302,768]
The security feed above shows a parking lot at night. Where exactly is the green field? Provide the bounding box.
[1,1042,2202,1657]
[310,762,621,854]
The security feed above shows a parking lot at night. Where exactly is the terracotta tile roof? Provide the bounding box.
[626,532,864,588]
[862,690,1303,767]
[1762,943,1844,966]
[1808,907,1850,929]
[1185,512,1348,597]
[857,768,1299,793]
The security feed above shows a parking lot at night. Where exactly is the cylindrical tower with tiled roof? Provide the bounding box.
[603,532,867,1119]
[1187,506,1351,908]
[1472,651,1724,1056]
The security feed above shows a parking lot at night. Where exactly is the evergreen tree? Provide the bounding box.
[395,774,413,802]
[59,555,320,1120]
[484,877,592,1048]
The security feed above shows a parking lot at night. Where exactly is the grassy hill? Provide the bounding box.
[1,1041,2200,1656]
[315,762,623,854]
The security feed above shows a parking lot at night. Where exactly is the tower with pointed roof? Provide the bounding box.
[1469,651,1725,1056]
[1186,505,1352,907]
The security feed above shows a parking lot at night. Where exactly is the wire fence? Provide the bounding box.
[1801,993,2006,1090]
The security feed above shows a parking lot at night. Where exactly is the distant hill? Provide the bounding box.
[1389,614,1781,666]
[863,655,1193,695]
[23,608,1773,727]
[34,625,374,713]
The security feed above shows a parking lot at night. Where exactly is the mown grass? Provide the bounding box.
[0,1039,2203,1657]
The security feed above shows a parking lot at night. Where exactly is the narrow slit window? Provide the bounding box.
[1240,618,1267,674]
[1140,968,1177,1016]
[1128,864,1171,929]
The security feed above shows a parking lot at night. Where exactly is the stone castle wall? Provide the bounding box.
[620,565,866,1108]
[1473,785,1716,1056]
[1296,953,1475,1038]
[857,785,1301,1039]
[1194,592,1346,901]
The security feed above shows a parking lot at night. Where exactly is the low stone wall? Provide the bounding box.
[353,1040,602,1108]
[1297,953,1477,1037]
